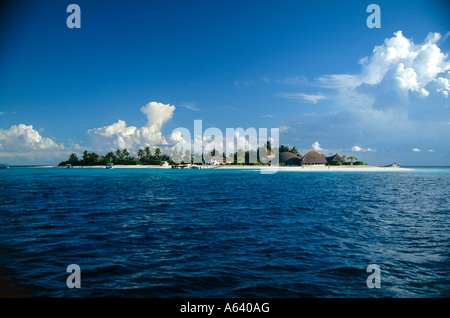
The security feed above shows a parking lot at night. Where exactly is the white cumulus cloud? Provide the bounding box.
[170,130,184,142]
[319,31,449,97]
[279,31,449,166]
[0,124,62,151]
[312,141,322,151]
[434,75,450,97]
[351,145,375,152]
[89,101,175,151]
[0,124,76,163]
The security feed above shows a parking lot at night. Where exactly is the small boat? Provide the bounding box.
[171,164,192,169]
[161,161,170,167]
[106,163,114,169]
[385,162,400,168]
[0,163,9,169]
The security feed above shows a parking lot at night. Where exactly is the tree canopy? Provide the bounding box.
[58,147,168,166]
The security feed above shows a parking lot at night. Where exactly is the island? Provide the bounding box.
[58,143,409,171]
[58,147,169,166]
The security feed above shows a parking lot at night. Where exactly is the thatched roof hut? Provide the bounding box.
[279,152,302,165]
[302,150,327,165]
[326,153,346,164]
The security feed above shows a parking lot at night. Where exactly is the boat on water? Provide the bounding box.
[171,163,218,169]
[106,163,114,169]
[171,163,191,169]
[385,162,400,168]
[161,161,170,167]
[0,163,9,169]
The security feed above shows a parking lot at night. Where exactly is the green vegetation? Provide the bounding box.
[59,143,369,167]
[279,145,299,155]
[347,155,357,163]
[58,147,169,166]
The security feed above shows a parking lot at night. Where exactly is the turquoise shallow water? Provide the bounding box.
[0,167,449,297]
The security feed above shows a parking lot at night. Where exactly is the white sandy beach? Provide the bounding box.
[58,164,413,171]
[216,165,413,172]
[66,165,172,169]
[119,165,413,171]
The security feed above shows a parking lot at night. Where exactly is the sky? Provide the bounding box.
[0,0,449,165]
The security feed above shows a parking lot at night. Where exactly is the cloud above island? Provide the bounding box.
[88,101,176,151]
[312,141,323,151]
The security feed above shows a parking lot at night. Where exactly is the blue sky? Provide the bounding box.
[0,0,449,165]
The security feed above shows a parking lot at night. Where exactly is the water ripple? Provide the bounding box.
[0,167,449,297]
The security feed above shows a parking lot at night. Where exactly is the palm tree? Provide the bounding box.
[68,153,79,165]
[290,146,299,156]
[137,149,144,161]
[342,155,347,162]
[115,149,123,160]
[144,146,151,160]
[266,140,272,152]
[105,152,115,163]
[89,152,99,163]
[82,150,89,164]
[279,145,290,153]
[155,147,162,159]
[183,150,192,163]
[348,156,357,164]
[171,147,181,163]
[122,148,130,160]
[236,148,245,164]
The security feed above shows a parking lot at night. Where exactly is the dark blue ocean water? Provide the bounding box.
[0,167,448,297]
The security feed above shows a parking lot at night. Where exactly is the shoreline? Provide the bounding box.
[216,165,414,171]
[26,164,415,171]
